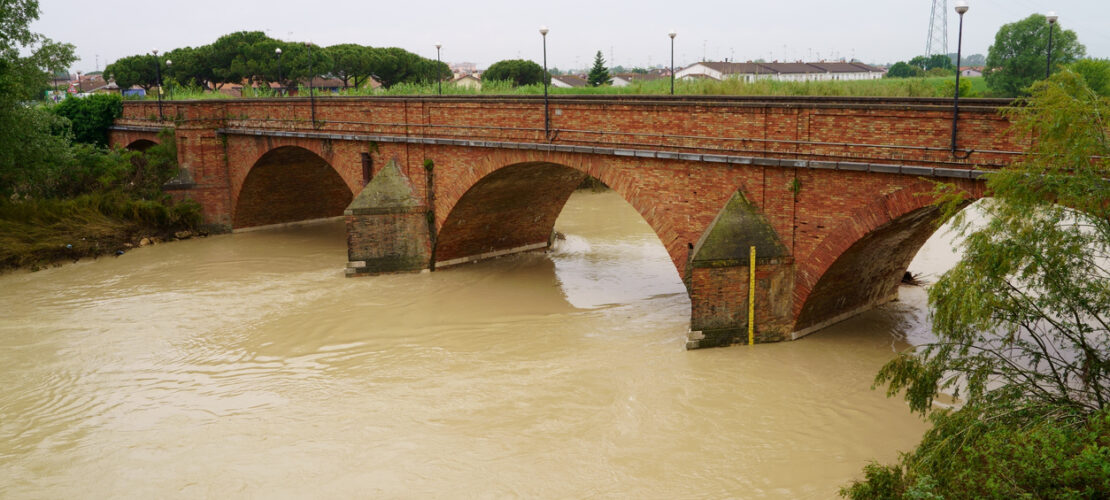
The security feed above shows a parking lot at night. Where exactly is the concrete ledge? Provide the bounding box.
[435,242,549,268]
[790,291,899,340]
[233,215,343,233]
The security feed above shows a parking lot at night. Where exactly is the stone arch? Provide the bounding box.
[125,139,157,152]
[234,145,353,228]
[431,150,691,277]
[792,184,980,334]
[434,161,588,266]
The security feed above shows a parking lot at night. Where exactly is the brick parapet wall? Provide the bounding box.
[120,96,1021,173]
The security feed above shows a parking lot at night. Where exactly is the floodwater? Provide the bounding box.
[0,190,963,498]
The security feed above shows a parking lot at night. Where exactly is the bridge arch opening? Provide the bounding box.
[433,160,687,307]
[794,195,978,335]
[125,139,157,152]
[435,162,588,267]
[234,146,353,229]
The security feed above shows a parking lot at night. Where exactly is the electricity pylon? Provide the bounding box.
[926,0,949,58]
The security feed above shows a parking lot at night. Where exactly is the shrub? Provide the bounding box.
[51,93,123,147]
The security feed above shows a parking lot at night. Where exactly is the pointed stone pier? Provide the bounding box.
[344,160,432,277]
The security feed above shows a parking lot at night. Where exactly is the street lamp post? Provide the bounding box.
[306,42,316,127]
[166,59,172,100]
[669,29,677,95]
[1046,12,1058,78]
[152,49,163,120]
[435,42,443,95]
[950,1,969,156]
[540,26,549,140]
[275,47,283,96]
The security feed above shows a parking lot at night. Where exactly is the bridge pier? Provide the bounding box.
[684,190,795,348]
[345,160,432,276]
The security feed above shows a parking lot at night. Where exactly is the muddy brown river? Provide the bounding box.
[0,190,964,498]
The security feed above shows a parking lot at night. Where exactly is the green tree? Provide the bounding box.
[164,46,218,90]
[104,53,160,91]
[985,14,1085,96]
[327,43,374,88]
[482,59,545,86]
[1070,58,1110,96]
[843,70,1110,498]
[587,50,611,86]
[51,93,123,146]
[885,62,923,78]
[0,0,75,198]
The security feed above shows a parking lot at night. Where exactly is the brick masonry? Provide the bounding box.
[111,96,1017,346]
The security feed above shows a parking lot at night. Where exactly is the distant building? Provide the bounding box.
[959,66,984,77]
[451,74,482,89]
[551,75,588,88]
[675,61,884,82]
[450,62,478,75]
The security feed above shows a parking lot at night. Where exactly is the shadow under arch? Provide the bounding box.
[125,139,157,152]
[793,187,979,335]
[435,161,587,266]
[234,145,353,229]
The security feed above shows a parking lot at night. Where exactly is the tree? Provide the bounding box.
[907,55,929,70]
[843,70,1110,498]
[52,93,123,147]
[985,14,1085,97]
[104,54,161,91]
[885,62,922,78]
[0,0,75,198]
[1070,58,1110,96]
[164,46,218,90]
[587,50,611,86]
[327,43,374,88]
[482,59,545,86]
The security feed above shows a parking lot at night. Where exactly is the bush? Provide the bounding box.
[841,406,1110,499]
[483,59,546,86]
[51,93,123,147]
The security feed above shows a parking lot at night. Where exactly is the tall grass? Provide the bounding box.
[0,192,202,270]
[146,76,987,100]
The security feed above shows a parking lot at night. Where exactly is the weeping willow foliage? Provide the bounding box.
[841,70,1110,499]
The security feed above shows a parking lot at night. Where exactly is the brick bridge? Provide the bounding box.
[110,95,1022,348]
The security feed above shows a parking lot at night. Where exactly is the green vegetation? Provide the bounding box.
[842,70,1110,498]
[482,59,546,87]
[985,14,1085,96]
[104,31,448,93]
[52,93,123,146]
[586,51,611,87]
[155,75,990,99]
[1,0,200,272]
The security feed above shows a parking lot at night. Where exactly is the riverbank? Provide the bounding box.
[0,192,201,272]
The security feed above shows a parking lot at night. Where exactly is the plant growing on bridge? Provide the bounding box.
[843,70,1110,499]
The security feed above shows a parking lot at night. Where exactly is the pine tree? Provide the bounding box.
[587,51,611,87]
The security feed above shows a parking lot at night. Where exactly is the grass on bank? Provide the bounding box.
[0,192,201,271]
[149,76,988,101]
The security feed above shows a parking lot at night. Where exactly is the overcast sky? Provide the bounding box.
[33,0,1110,74]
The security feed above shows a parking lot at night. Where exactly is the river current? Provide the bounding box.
[0,190,962,498]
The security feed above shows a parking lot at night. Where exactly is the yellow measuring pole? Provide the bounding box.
[748,245,756,345]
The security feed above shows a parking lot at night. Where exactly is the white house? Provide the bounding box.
[551,75,587,88]
[674,61,884,82]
